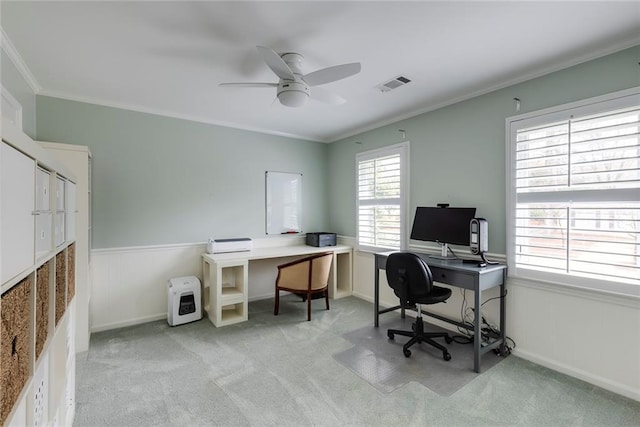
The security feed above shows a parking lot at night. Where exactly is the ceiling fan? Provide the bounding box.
[220,46,361,107]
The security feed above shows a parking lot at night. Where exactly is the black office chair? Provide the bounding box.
[386,252,453,361]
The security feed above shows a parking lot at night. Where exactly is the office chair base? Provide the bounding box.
[387,317,452,361]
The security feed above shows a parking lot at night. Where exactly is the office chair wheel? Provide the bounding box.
[388,331,394,340]
[445,336,453,344]
[403,348,412,358]
[443,351,451,361]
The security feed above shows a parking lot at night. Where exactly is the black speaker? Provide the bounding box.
[470,218,488,255]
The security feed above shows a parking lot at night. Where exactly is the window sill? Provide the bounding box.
[508,274,640,308]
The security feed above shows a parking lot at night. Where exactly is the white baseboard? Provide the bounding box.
[351,291,372,303]
[91,313,167,333]
[514,348,639,402]
[249,293,274,302]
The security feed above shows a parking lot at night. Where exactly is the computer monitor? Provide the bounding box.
[410,206,477,259]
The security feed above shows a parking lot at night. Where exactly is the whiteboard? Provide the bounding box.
[265,171,302,235]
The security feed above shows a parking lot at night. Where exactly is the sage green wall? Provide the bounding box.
[1,50,37,138]
[36,97,329,248]
[327,45,640,254]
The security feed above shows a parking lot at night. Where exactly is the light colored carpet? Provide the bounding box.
[74,296,640,426]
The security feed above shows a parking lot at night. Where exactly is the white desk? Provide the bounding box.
[202,244,352,326]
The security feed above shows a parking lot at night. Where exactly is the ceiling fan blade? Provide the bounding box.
[256,46,295,81]
[310,86,346,105]
[219,82,278,88]
[303,62,361,87]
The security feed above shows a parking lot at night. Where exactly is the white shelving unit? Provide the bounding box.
[1,119,77,427]
[40,141,92,354]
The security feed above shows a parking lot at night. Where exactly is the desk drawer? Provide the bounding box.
[430,267,475,290]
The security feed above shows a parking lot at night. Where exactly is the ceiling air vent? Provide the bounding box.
[377,75,412,92]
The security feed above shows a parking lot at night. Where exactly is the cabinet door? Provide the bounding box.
[65,181,76,242]
[35,168,53,259]
[55,177,65,211]
[36,212,52,259]
[55,213,65,247]
[1,142,35,283]
[36,167,51,211]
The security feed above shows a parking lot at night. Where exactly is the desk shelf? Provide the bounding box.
[220,286,244,301]
[331,250,353,299]
[202,258,248,327]
[220,304,245,324]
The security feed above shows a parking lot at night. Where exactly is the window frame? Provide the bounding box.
[355,141,409,253]
[505,86,640,297]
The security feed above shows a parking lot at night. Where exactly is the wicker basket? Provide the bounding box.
[55,250,67,325]
[67,243,76,303]
[35,262,50,360]
[1,276,32,425]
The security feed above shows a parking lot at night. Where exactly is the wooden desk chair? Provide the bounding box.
[274,252,333,321]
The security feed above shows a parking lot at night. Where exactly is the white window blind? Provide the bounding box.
[507,89,640,294]
[356,143,408,251]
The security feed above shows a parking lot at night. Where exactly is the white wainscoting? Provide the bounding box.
[89,235,331,333]
[351,249,640,402]
[90,243,206,332]
[506,277,640,402]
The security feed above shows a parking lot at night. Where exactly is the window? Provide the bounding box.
[356,142,409,252]
[507,88,640,295]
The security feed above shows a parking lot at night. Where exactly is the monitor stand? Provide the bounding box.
[429,243,458,260]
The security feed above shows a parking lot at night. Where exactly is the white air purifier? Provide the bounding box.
[167,276,202,326]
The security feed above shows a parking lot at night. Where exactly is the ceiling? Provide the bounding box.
[2,1,639,142]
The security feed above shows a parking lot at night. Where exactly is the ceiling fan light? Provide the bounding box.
[278,90,309,107]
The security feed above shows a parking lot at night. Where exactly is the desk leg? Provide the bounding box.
[374,265,380,327]
[499,275,507,356]
[474,288,482,373]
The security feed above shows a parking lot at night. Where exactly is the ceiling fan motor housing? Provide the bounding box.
[220,46,359,107]
[277,80,310,107]
[280,52,304,74]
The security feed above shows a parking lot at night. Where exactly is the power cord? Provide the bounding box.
[451,288,475,343]
[447,245,499,265]
[447,245,458,258]
[480,252,500,265]
[451,289,516,356]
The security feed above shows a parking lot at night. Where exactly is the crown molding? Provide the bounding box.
[0,23,324,142]
[37,89,325,143]
[0,26,41,93]
[328,37,640,143]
